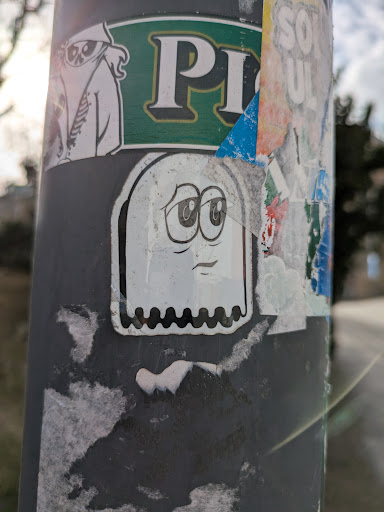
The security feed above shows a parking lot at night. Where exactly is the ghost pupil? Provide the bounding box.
[210,198,226,226]
[82,40,97,57]
[67,44,78,62]
[178,197,198,228]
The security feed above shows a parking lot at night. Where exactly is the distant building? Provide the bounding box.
[0,183,36,225]
[343,166,384,300]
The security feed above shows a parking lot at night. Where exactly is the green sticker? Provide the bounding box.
[109,16,262,150]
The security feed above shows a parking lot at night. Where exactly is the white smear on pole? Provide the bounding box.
[219,320,269,373]
[136,361,222,395]
[173,483,238,511]
[57,306,99,363]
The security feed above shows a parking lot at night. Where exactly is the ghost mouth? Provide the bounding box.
[120,305,245,330]
[192,260,218,270]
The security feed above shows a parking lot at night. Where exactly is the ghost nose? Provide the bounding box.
[191,231,206,258]
[76,54,84,65]
[192,231,217,260]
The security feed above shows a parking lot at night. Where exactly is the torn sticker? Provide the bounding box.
[36,381,128,511]
[253,0,333,331]
[57,305,99,363]
[173,483,238,512]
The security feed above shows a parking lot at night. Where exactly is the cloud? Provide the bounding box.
[334,0,384,136]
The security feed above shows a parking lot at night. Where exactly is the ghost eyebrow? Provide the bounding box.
[160,186,178,211]
[161,183,200,211]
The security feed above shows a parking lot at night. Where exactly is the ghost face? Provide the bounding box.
[65,40,106,67]
[111,153,253,335]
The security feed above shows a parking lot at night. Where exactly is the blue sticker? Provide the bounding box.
[216,92,259,164]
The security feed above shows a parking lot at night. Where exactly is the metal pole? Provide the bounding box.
[19,1,333,510]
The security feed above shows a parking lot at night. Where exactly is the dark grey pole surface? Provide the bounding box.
[19,1,332,511]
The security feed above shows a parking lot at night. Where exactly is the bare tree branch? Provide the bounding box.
[0,0,47,82]
[0,105,14,118]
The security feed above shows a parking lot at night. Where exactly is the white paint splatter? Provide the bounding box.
[36,381,142,511]
[137,485,167,501]
[136,361,221,395]
[173,483,238,511]
[57,306,99,363]
[240,462,256,476]
[240,462,257,479]
[219,320,269,373]
[239,0,257,15]
[163,348,187,358]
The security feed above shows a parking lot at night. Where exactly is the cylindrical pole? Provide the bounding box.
[19,1,333,510]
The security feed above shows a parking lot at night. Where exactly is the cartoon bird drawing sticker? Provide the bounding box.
[43,23,129,169]
[111,152,253,336]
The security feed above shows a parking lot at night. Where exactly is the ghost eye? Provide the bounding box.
[200,187,227,241]
[178,198,199,227]
[164,184,200,244]
[67,44,78,63]
[82,40,97,57]
[209,197,226,227]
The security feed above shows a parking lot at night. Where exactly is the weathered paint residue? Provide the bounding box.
[173,483,238,511]
[57,306,99,363]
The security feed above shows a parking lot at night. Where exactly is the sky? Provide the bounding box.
[0,2,53,191]
[333,0,384,135]
[0,0,383,192]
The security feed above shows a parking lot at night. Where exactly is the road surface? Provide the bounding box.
[326,298,384,511]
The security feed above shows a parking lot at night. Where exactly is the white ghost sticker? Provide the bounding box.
[111,153,253,336]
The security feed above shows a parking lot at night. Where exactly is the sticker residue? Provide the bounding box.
[57,306,99,363]
[173,483,238,512]
[37,381,131,511]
